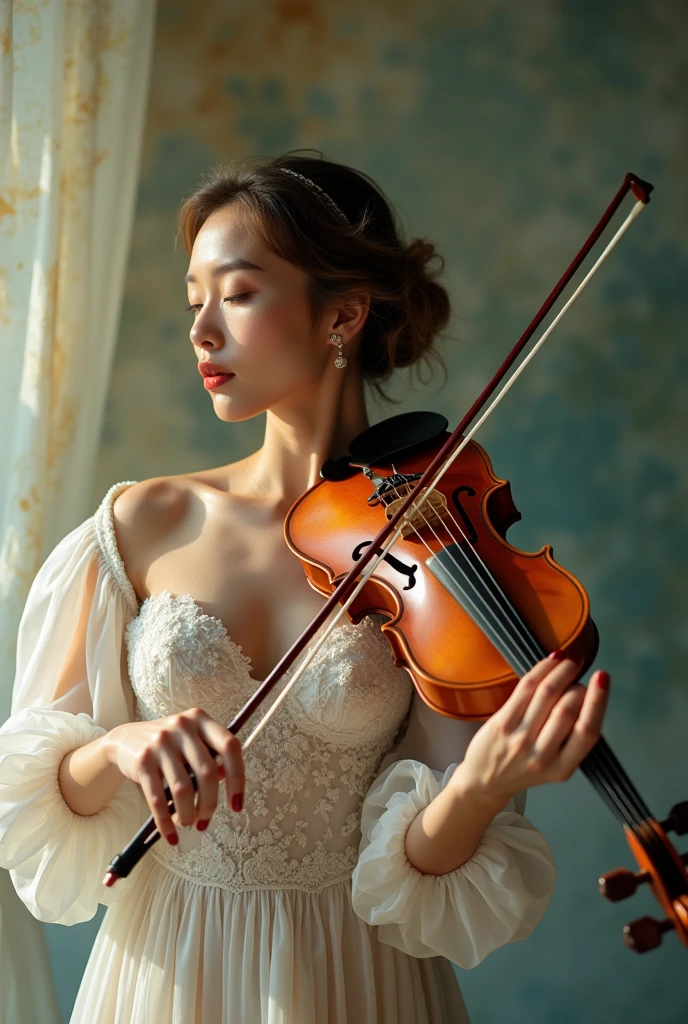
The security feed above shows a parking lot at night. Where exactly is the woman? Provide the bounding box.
[0,153,609,1023]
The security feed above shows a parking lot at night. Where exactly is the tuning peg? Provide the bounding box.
[599,867,651,902]
[623,916,674,953]
[660,801,688,836]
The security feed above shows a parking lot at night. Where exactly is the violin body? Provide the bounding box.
[285,433,599,721]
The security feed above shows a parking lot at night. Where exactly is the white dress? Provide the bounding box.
[0,481,557,1024]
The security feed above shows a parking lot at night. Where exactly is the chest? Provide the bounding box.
[141,494,327,680]
[125,592,414,752]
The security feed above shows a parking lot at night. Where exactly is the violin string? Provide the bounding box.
[579,769,628,826]
[383,487,534,676]
[238,202,646,754]
[581,755,645,829]
[587,740,652,819]
[386,470,541,662]
[390,472,545,667]
[432,505,544,665]
[580,739,658,839]
[385,479,543,672]
[584,741,653,825]
[384,481,655,832]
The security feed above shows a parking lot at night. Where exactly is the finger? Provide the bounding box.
[519,658,583,737]
[158,744,197,828]
[199,719,245,813]
[177,728,220,830]
[137,751,179,844]
[550,670,611,780]
[498,653,570,730]
[531,684,586,764]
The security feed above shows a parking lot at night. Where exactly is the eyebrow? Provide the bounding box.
[184,258,265,284]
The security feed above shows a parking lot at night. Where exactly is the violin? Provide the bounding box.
[288,415,598,722]
[104,171,688,955]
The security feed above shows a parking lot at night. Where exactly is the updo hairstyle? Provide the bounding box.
[177,151,451,395]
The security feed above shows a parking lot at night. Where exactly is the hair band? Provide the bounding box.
[276,167,350,225]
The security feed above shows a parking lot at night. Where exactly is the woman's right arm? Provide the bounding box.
[54,547,130,818]
[58,732,126,818]
[1,489,244,925]
[0,509,147,924]
[60,711,246,841]
[51,546,248,834]
[55,549,244,835]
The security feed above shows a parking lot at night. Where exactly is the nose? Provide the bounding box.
[190,308,225,350]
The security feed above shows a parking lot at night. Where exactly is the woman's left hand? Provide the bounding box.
[449,653,610,806]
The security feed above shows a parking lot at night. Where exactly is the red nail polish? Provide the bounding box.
[196,820,209,832]
[166,833,178,845]
[548,649,564,661]
[596,671,611,691]
[232,793,243,813]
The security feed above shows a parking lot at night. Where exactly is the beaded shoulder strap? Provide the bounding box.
[92,480,141,617]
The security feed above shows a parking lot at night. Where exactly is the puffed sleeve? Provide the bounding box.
[350,689,557,968]
[0,482,150,925]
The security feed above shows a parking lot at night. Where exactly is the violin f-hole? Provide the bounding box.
[352,541,418,590]
[451,486,478,544]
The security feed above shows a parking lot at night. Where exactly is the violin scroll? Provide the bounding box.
[598,804,688,953]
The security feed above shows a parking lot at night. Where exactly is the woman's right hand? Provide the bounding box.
[106,707,245,845]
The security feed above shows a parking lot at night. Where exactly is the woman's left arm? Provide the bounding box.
[350,654,608,968]
[404,654,609,875]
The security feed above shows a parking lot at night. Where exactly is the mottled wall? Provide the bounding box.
[46,2,688,1022]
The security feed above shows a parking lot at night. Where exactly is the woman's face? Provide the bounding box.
[185,204,334,422]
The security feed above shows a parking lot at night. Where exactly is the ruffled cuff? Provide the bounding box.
[0,707,147,925]
[351,759,557,968]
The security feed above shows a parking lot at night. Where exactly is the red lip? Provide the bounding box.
[198,361,233,378]
[203,373,233,390]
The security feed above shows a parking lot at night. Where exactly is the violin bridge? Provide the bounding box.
[384,486,450,538]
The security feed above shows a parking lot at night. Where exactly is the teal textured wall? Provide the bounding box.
[45,2,688,1022]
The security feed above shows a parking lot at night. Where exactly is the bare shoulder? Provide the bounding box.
[111,476,191,598]
[112,476,190,534]
[109,466,246,599]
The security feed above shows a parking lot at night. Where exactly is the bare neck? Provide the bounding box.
[241,368,370,509]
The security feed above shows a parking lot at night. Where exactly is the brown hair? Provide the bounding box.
[177,151,451,396]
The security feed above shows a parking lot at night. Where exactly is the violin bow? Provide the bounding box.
[236,173,654,746]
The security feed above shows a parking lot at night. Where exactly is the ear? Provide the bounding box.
[327,291,371,344]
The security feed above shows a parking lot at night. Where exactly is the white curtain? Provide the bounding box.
[0,1,156,1020]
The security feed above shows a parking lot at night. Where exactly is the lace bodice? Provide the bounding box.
[93,481,414,894]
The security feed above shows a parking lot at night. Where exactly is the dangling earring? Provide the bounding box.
[330,333,347,369]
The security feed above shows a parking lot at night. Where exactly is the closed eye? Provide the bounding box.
[184,293,251,314]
